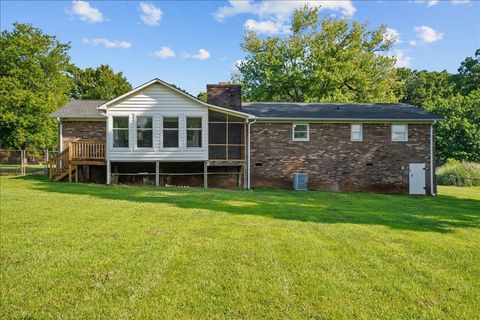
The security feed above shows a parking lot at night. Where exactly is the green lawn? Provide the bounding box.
[1,176,479,319]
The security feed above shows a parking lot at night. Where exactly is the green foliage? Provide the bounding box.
[456,48,480,95]
[0,23,73,150]
[71,64,131,100]
[197,91,207,102]
[397,68,456,108]
[234,6,400,103]
[423,89,480,162]
[437,159,480,186]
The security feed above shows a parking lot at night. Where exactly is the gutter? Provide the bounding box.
[247,117,257,190]
[252,117,440,123]
[430,122,436,196]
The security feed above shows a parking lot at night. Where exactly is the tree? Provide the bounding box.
[197,92,207,102]
[456,48,480,95]
[71,64,131,100]
[424,89,480,162]
[396,68,456,108]
[233,6,400,103]
[0,23,73,150]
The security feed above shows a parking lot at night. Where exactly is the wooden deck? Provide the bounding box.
[49,140,105,182]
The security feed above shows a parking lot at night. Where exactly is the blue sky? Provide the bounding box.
[2,0,479,95]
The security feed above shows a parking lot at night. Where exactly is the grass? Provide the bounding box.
[1,176,479,319]
[437,160,480,186]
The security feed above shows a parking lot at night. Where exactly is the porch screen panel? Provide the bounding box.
[208,111,246,161]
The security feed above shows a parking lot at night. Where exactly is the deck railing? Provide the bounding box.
[70,141,105,160]
[48,148,69,179]
[48,140,105,180]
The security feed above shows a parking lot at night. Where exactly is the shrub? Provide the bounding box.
[437,159,480,186]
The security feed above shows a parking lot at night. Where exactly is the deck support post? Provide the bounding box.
[203,161,208,188]
[155,161,159,186]
[106,161,111,184]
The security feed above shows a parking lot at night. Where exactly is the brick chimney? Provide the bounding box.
[206,82,242,111]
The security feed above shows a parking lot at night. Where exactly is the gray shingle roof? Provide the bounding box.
[242,102,442,121]
[50,99,441,121]
[50,100,107,118]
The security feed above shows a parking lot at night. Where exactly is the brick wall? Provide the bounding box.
[61,120,106,147]
[250,123,434,194]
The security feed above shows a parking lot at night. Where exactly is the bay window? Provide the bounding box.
[163,117,179,148]
[113,117,129,148]
[187,117,202,148]
[136,116,153,148]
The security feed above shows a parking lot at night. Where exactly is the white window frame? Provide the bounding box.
[292,123,309,141]
[186,117,203,148]
[135,116,154,149]
[112,116,129,149]
[391,124,408,142]
[162,116,180,149]
[351,124,363,142]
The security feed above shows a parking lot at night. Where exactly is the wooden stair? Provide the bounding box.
[49,141,105,182]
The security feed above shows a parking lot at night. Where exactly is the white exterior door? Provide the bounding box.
[409,163,426,195]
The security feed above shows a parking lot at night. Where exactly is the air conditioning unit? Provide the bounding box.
[293,173,308,191]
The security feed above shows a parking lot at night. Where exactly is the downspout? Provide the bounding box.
[105,109,111,185]
[247,117,257,190]
[430,122,436,196]
[57,118,63,151]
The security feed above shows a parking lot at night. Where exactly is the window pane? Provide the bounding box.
[163,117,178,128]
[351,124,361,133]
[163,130,178,148]
[187,130,202,147]
[295,124,308,132]
[351,132,361,141]
[187,117,202,129]
[113,130,129,147]
[137,130,152,148]
[294,131,308,139]
[113,117,129,129]
[392,132,406,141]
[137,117,152,129]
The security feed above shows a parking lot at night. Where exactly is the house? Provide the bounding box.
[49,78,441,195]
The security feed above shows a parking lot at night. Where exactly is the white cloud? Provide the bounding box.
[184,48,211,60]
[244,19,290,35]
[153,46,175,58]
[214,1,356,35]
[409,40,417,46]
[451,0,470,4]
[390,49,413,68]
[82,38,131,49]
[384,27,401,44]
[427,0,439,6]
[215,0,356,21]
[414,25,444,43]
[68,1,103,23]
[139,2,163,26]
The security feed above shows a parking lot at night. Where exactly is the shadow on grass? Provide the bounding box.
[19,175,480,233]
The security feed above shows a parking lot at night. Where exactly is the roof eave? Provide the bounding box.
[252,117,441,122]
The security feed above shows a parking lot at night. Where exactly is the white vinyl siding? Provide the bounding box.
[351,124,363,141]
[107,83,208,161]
[392,124,408,141]
[292,123,309,141]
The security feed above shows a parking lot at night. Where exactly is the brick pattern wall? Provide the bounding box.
[206,84,242,111]
[250,123,433,194]
[62,121,106,148]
